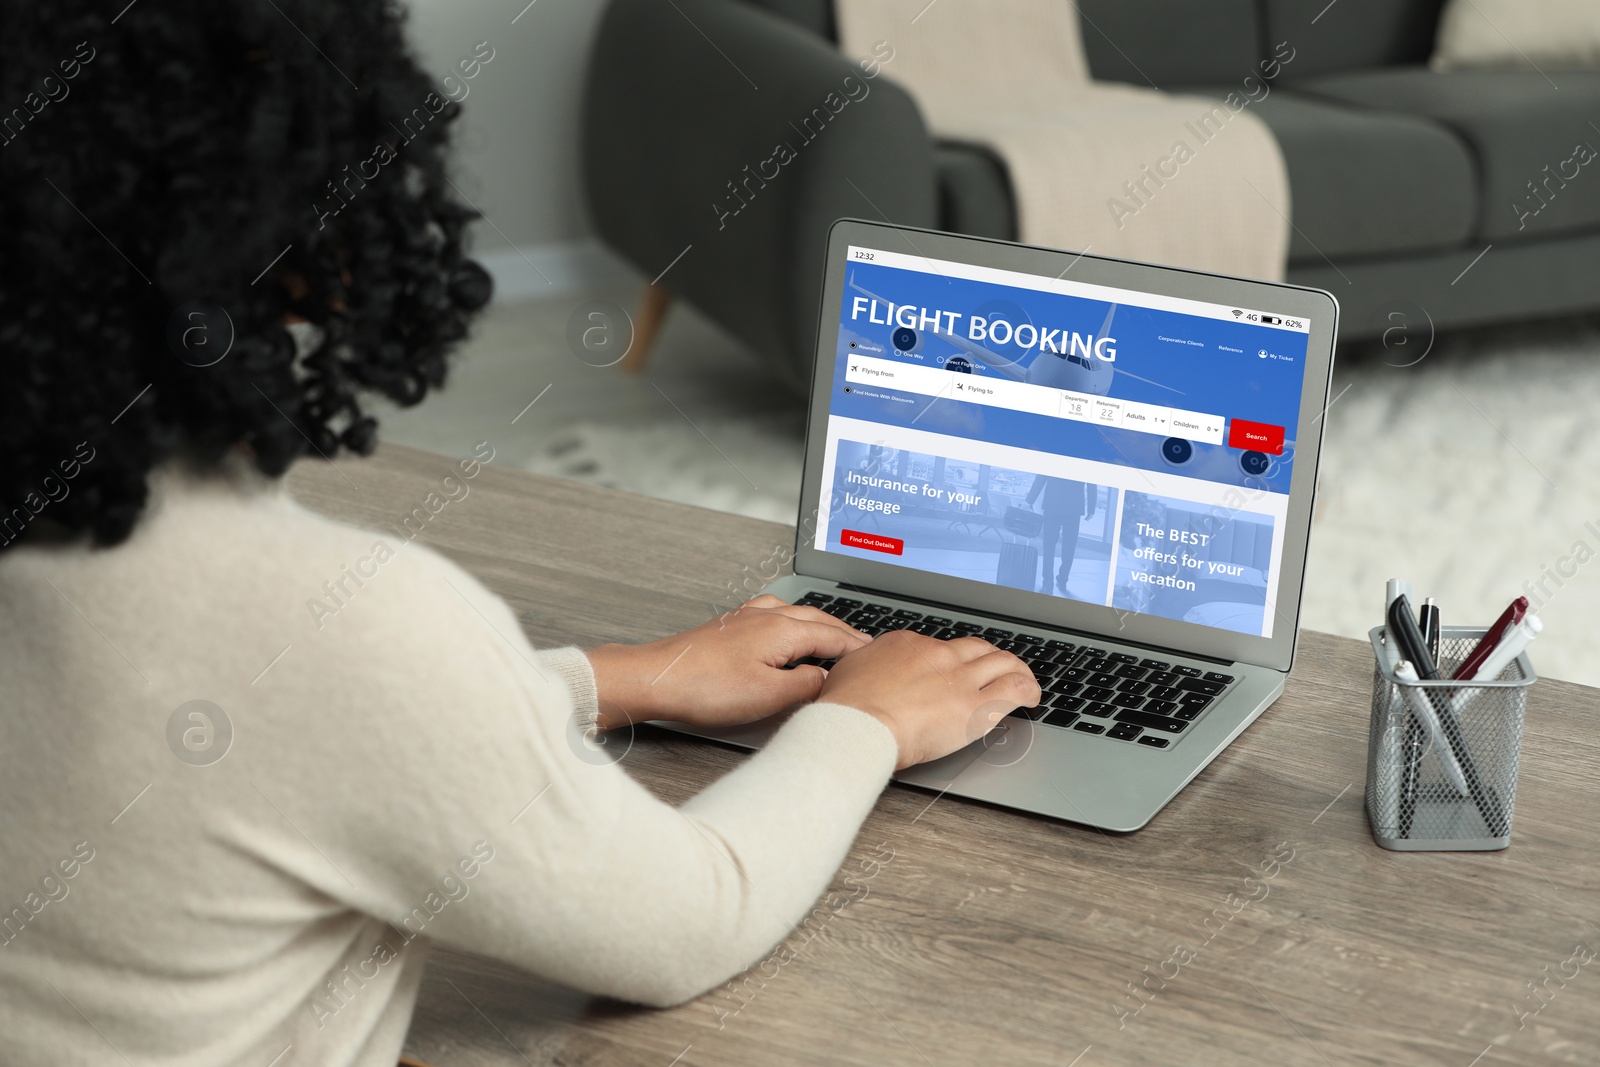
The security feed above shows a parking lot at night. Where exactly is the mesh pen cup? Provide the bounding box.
[1365,626,1536,851]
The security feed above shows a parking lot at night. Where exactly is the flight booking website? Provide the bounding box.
[811,245,1313,639]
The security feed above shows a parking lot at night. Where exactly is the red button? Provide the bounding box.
[1227,418,1284,455]
[840,529,904,555]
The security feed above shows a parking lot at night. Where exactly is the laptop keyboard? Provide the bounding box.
[793,590,1237,751]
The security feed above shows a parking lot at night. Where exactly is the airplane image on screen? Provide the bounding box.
[845,275,1290,487]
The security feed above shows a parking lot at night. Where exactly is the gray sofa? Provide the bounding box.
[583,0,1600,388]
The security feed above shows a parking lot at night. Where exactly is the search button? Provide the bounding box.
[1227,419,1284,455]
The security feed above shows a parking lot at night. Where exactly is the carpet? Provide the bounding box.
[523,412,807,526]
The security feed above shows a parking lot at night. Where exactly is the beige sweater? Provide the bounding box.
[0,456,898,1066]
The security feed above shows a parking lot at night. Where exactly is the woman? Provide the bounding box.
[0,3,1037,1064]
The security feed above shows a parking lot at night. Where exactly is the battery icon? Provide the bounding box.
[1261,314,1282,325]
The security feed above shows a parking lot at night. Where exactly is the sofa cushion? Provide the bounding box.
[1075,0,1261,89]
[1184,87,1476,262]
[1296,67,1600,240]
[934,143,1017,241]
[750,0,1265,87]
[1432,0,1600,71]
[741,0,833,39]
[1263,0,1446,81]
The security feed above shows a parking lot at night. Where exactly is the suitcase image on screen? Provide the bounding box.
[1002,505,1045,539]
[997,541,1039,590]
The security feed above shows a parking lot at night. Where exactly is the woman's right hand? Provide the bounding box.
[818,631,1041,770]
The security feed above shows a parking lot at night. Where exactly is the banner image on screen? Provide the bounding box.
[827,439,1121,603]
[1111,491,1275,636]
[811,245,1311,639]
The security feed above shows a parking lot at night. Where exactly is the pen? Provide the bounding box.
[1387,595,1438,679]
[1392,634,1424,839]
[1379,620,1423,835]
[1453,597,1530,681]
[1386,594,1446,837]
[1383,580,1422,838]
[1419,597,1440,663]
[1449,614,1543,720]
[1394,659,1469,795]
[1470,614,1542,682]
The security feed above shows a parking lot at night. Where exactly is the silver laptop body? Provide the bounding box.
[661,219,1337,832]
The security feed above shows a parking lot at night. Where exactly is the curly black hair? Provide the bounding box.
[0,0,491,549]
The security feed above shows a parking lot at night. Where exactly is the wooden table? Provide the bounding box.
[289,443,1600,1067]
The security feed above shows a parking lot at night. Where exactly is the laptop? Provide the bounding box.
[664,218,1337,832]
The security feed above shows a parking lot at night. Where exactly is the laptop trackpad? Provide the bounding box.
[893,715,1032,790]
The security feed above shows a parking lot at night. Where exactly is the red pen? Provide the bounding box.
[1452,596,1529,680]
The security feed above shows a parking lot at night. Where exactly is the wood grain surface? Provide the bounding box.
[288,443,1600,1067]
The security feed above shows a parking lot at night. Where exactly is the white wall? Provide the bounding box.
[403,0,636,299]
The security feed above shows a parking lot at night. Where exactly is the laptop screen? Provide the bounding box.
[810,243,1314,641]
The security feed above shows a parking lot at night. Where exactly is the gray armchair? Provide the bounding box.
[581,0,934,390]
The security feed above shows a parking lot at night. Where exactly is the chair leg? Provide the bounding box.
[621,282,672,374]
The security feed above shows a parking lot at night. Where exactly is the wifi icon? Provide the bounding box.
[1231,309,1243,318]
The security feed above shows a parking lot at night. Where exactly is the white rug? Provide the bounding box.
[1305,320,1600,688]
[521,318,1600,689]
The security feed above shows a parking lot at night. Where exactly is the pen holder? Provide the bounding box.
[1364,626,1536,851]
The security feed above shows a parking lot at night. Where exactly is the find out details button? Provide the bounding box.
[1226,418,1285,456]
[841,529,904,555]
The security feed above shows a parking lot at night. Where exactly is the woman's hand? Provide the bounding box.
[584,595,870,731]
[819,631,1040,770]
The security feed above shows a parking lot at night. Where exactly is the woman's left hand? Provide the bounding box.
[584,595,871,731]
